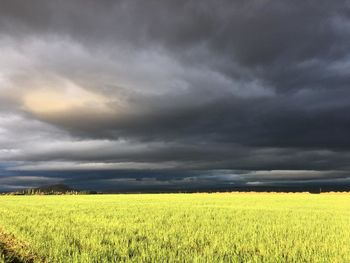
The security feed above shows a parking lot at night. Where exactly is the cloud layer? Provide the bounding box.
[1,0,350,191]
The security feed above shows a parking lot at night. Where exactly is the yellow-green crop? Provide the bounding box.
[0,193,349,262]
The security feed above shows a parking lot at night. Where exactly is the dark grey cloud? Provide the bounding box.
[1,0,350,191]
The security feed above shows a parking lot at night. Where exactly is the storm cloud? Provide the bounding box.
[1,0,350,191]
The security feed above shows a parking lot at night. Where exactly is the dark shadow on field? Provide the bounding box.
[0,230,37,263]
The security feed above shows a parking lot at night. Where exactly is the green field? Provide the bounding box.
[0,193,349,262]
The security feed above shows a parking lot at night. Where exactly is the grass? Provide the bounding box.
[0,193,349,262]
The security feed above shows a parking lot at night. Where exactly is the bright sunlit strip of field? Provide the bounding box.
[0,193,350,262]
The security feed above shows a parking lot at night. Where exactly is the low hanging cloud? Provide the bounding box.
[1,0,350,191]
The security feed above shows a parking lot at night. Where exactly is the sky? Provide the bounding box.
[1,0,350,192]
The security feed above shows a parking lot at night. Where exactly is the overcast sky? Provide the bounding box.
[1,0,350,191]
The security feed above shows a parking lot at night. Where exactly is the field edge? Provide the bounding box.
[0,228,41,263]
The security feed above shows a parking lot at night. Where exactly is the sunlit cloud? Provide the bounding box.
[23,81,112,114]
[9,161,182,171]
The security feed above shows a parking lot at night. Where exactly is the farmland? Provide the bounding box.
[0,193,349,262]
